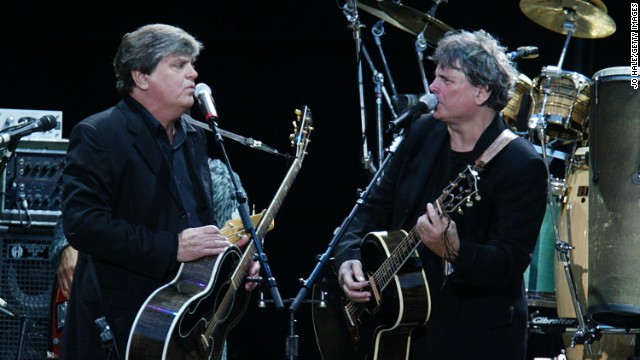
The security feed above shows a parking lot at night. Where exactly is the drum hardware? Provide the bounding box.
[521,0,615,146]
[353,0,452,109]
[356,0,453,43]
[533,144,568,161]
[372,21,399,117]
[341,1,380,173]
[528,66,592,143]
[519,0,615,89]
[340,0,452,174]
[519,0,616,40]
[532,128,598,355]
[555,240,598,353]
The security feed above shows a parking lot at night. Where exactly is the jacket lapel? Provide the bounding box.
[182,118,215,224]
[121,101,185,211]
[408,122,448,210]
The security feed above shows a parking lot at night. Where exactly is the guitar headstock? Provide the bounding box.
[289,106,313,162]
[438,165,481,216]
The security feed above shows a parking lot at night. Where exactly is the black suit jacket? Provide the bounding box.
[60,99,214,359]
[334,114,548,359]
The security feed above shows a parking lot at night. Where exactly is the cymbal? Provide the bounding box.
[519,0,616,39]
[357,0,453,44]
[590,0,608,13]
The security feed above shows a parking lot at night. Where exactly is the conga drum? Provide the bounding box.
[588,66,640,328]
[554,148,635,359]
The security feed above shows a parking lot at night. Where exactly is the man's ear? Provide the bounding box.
[131,70,149,90]
[475,85,491,106]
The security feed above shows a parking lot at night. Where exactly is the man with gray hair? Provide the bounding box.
[335,29,547,359]
[60,24,258,359]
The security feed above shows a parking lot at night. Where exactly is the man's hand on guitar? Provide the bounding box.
[338,259,371,303]
[245,259,261,291]
[417,203,460,261]
[234,234,262,291]
[57,246,78,298]
[177,225,232,262]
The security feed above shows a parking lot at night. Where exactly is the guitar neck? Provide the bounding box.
[229,159,303,289]
[371,196,449,292]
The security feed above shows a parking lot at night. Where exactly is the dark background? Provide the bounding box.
[0,1,630,358]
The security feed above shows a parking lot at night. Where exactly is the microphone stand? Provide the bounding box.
[0,139,20,174]
[185,118,291,159]
[16,314,30,360]
[0,298,28,360]
[288,131,406,359]
[206,118,284,310]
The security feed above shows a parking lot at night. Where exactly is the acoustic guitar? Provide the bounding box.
[312,165,481,360]
[126,106,313,360]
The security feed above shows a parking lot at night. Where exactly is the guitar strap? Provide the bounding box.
[442,128,518,277]
[473,128,519,173]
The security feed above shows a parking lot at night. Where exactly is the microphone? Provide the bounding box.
[386,93,437,133]
[507,46,539,61]
[0,297,20,318]
[0,115,57,145]
[194,83,219,122]
[392,93,420,113]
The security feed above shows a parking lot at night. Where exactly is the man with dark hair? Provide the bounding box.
[60,24,258,359]
[335,29,548,359]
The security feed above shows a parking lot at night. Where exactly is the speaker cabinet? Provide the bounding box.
[0,226,56,359]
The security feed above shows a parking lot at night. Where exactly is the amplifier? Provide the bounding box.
[0,225,56,360]
[1,140,68,227]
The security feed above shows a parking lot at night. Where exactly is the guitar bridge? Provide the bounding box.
[198,334,210,355]
[367,274,382,309]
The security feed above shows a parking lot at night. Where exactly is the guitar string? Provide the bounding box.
[203,172,295,341]
[343,184,452,316]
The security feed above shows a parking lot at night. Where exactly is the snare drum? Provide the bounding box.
[502,73,533,129]
[530,67,591,139]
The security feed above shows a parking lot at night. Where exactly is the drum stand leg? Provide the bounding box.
[555,240,600,354]
[535,127,600,356]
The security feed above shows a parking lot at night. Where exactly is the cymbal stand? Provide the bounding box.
[361,44,394,168]
[414,0,443,95]
[371,21,399,117]
[534,126,597,356]
[342,0,377,174]
[556,9,578,71]
[529,9,578,134]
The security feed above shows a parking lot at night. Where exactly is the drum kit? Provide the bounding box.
[340,0,640,358]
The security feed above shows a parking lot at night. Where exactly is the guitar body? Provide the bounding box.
[127,245,249,360]
[48,279,68,359]
[313,230,430,360]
